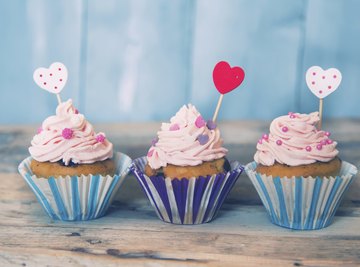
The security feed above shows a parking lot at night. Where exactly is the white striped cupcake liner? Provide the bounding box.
[245,161,358,230]
[131,157,244,224]
[18,152,132,221]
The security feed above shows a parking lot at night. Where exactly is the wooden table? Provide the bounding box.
[1,121,359,267]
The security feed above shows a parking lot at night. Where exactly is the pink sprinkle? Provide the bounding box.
[282,126,288,132]
[313,72,316,76]
[147,149,154,157]
[325,131,331,137]
[195,116,206,128]
[60,79,63,82]
[319,90,323,94]
[328,86,332,89]
[290,114,296,119]
[326,139,333,144]
[320,140,327,146]
[40,74,43,77]
[74,109,79,114]
[305,146,312,152]
[312,81,315,85]
[96,134,106,143]
[37,127,43,134]
[322,76,325,79]
[276,140,282,145]
[43,82,47,85]
[316,144,323,150]
[54,86,58,89]
[62,128,73,139]
[262,134,269,140]
[58,68,62,71]
[50,73,53,76]
[333,75,337,78]
[169,123,180,131]
[258,139,263,144]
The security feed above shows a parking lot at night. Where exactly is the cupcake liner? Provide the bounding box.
[245,161,358,230]
[131,157,243,224]
[18,152,132,221]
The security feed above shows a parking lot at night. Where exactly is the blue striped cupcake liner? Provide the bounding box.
[18,152,132,221]
[131,157,243,224]
[245,161,358,230]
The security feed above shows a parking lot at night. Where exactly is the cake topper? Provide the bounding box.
[33,62,68,104]
[306,66,342,129]
[212,61,245,122]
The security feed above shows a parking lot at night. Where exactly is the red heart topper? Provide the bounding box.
[213,61,245,94]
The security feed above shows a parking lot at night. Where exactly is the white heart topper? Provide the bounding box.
[306,66,342,99]
[33,62,68,94]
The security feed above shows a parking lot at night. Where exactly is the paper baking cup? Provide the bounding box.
[245,161,358,230]
[131,157,243,224]
[18,152,132,221]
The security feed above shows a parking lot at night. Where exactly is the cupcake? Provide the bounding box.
[18,99,132,221]
[131,104,243,224]
[245,112,358,230]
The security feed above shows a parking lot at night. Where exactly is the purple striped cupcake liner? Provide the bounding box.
[245,161,357,230]
[131,157,243,224]
[18,152,132,221]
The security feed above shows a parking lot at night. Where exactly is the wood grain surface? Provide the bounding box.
[0,120,359,267]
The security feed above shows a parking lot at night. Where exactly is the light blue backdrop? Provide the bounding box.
[1,0,360,124]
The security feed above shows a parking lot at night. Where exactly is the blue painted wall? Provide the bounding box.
[0,0,359,124]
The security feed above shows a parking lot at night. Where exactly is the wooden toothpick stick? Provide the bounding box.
[318,98,323,130]
[212,94,224,122]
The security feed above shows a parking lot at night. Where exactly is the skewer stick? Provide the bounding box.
[56,94,62,104]
[212,94,224,122]
[318,98,323,130]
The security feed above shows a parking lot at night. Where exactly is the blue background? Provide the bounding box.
[1,0,360,124]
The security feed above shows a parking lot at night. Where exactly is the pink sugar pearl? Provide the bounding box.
[96,134,106,143]
[276,140,282,145]
[325,131,331,137]
[326,139,333,144]
[320,140,327,146]
[195,116,206,128]
[316,144,323,150]
[262,134,269,140]
[62,128,73,139]
[282,126,288,132]
[305,146,312,152]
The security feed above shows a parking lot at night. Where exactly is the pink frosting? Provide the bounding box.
[29,99,113,165]
[147,104,227,169]
[254,112,339,166]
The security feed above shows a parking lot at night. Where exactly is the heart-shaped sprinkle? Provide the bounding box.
[62,128,73,139]
[197,134,209,145]
[306,66,342,99]
[195,116,206,128]
[33,62,68,94]
[151,137,159,146]
[206,120,217,130]
[147,149,154,157]
[213,61,245,94]
[169,123,180,131]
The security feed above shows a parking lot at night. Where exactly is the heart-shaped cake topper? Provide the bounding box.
[213,61,245,94]
[306,66,342,99]
[33,62,68,94]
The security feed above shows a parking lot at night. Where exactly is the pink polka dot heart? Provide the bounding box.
[33,62,68,94]
[305,66,342,99]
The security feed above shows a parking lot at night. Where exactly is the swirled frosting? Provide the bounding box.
[29,99,113,165]
[254,112,338,166]
[147,104,227,169]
